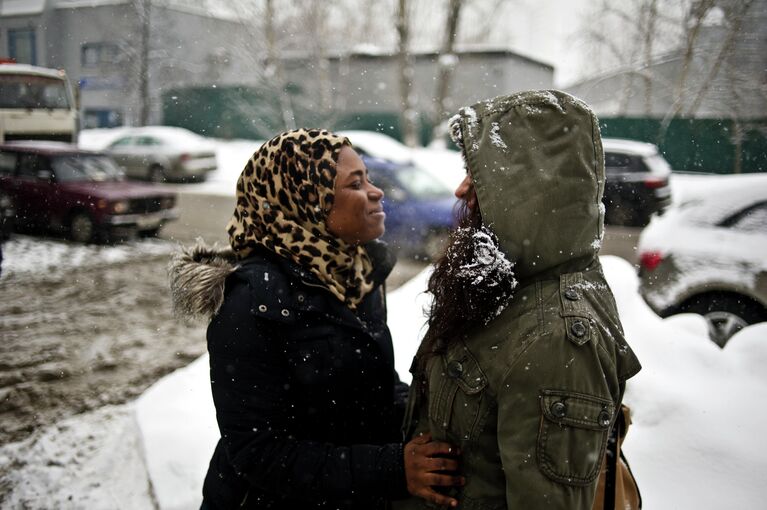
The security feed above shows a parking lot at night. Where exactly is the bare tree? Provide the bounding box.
[578,0,682,115]
[431,0,464,143]
[125,0,152,126]
[395,0,420,147]
[657,0,717,137]
[685,0,756,115]
[641,0,659,114]
[264,0,296,130]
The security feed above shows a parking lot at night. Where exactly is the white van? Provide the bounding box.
[0,63,78,143]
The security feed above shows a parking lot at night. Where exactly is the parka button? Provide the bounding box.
[598,410,612,427]
[258,304,267,313]
[551,401,567,418]
[564,288,580,301]
[571,320,587,337]
[297,294,305,303]
[447,360,463,378]
[280,309,290,317]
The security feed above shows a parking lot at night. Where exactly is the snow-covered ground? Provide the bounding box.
[3,256,765,509]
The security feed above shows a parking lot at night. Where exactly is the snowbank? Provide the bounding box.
[0,235,175,280]
[0,405,155,508]
[135,355,218,510]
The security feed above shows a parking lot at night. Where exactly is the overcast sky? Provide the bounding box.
[504,0,592,86]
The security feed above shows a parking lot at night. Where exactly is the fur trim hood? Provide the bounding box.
[169,242,238,321]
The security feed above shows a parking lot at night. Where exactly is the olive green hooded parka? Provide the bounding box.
[400,90,641,510]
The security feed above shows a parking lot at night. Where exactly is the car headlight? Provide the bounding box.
[112,200,130,214]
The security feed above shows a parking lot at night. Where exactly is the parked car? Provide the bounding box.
[0,141,179,243]
[637,176,767,347]
[105,126,217,182]
[363,155,458,259]
[602,138,672,227]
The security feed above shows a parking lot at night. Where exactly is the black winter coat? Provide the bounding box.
[193,244,408,509]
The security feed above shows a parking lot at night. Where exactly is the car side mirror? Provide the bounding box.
[36,170,53,181]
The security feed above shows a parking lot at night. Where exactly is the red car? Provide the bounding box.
[0,142,178,243]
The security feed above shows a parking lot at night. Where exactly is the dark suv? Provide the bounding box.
[602,138,672,226]
[0,142,178,242]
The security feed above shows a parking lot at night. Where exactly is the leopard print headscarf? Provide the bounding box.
[227,128,374,309]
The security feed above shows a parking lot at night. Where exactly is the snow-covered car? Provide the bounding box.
[339,129,415,165]
[0,141,178,243]
[602,138,672,226]
[105,126,217,183]
[637,176,767,346]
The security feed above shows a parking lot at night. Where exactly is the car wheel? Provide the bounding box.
[148,165,166,183]
[69,212,95,243]
[680,293,767,348]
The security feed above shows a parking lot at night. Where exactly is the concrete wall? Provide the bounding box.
[285,50,553,119]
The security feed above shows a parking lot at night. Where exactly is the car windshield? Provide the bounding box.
[52,155,124,182]
[394,165,452,199]
[0,74,71,109]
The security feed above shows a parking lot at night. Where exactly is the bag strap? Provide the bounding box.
[603,411,619,510]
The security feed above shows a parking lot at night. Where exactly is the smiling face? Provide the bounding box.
[326,146,386,245]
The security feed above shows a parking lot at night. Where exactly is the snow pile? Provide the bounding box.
[135,356,218,510]
[0,235,176,280]
[0,405,155,508]
[601,256,767,509]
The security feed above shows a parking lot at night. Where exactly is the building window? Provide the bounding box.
[81,42,119,67]
[8,29,37,65]
[83,109,123,129]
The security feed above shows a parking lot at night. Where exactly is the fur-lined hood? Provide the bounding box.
[169,239,397,322]
[169,242,238,321]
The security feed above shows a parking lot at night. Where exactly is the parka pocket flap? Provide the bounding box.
[443,351,487,395]
[540,389,614,431]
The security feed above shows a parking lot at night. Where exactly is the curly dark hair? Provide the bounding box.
[413,201,517,384]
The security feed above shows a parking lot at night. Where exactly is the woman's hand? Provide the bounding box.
[404,432,464,508]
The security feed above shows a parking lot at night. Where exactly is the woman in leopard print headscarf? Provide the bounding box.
[227,128,375,308]
[171,128,462,510]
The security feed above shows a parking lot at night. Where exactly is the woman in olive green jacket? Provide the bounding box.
[399,90,641,510]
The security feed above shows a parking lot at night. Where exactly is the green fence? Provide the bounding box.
[163,87,765,174]
[599,117,766,174]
